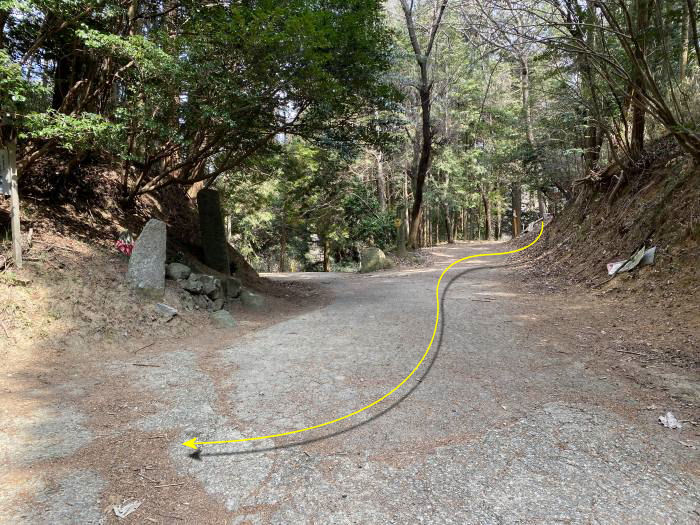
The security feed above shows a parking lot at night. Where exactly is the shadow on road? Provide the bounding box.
[192,264,498,459]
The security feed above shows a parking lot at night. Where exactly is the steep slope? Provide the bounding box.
[512,144,699,301]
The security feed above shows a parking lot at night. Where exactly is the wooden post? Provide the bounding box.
[8,138,21,268]
[1,117,21,269]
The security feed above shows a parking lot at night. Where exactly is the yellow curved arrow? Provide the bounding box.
[182,222,544,450]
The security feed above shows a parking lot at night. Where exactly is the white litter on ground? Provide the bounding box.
[658,412,682,429]
[113,499,141,519]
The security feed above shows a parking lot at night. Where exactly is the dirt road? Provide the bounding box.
[2,242,698,523]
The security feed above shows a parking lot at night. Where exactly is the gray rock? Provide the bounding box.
[223,276,242,299]
[126,219,167,299]
[198,274,220,297]
[155,303,178,320]
[240,289,265,311]
[209,286,223,301]
[211,298,225,311]
[182,273,203,294]
[360,247,388,273]
[192,294,211,310]
[166,262,191,280]
[211,310,236,329]
[185,273,221,298]
[178,291,195,312]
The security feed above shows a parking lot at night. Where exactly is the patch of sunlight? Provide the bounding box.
[474,291,519,298]
[511,314,540,321]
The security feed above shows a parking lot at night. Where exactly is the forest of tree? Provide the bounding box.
[2,0,698,272]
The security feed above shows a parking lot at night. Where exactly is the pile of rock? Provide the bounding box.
[166,262,241,312]
[125,216,261,330]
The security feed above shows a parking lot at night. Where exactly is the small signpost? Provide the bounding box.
[1,114,22,269]
[0,146,10,195]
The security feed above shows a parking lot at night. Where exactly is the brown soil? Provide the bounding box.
[508,152,699,299]
[1,231,697,521]
[503,150,699,419]
[504,262,698,410]
[0,229,331,523]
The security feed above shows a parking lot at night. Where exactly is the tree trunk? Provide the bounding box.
[630,0,650,160]
[511,182,522,238]
[375,150,386,212]
[408,87,432,249]
[681,1,690,81]
[435,205,439,244]
[454,210,459,240]
[476,206,482,240]
[428,210,432,247]
[630,87,645,159]
[426,209,430,246]
[400,0,448,249]
[225,215,232,241]
[397,210,408,257]
[427,209,432,247]
[520,58,536,148]
[323,238,330,272]
[481,185,494,241]
[386,169,392,209]
[52,50,75,110]
[537,190,547,218]
[128,0,140,35]
[583,114,601,171]
[444,204,454,243]
[0,9,9,48]
[580,5,604,172]
[279,223,287,272]
[496,203,502,240]
[403,171,410,231]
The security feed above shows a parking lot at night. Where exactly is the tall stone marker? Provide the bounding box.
[197,189,230,274]
[127,219,167,299]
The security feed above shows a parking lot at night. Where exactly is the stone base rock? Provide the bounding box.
[178,291,196,312]
[240,289,265,310]
[166,262,191,280]
[155,303,178,321]
[177,269,227,312]
[182,274,204,294]
[211,310,236,329]
[197,274,220,298]
[192,294,211,310]
[223,276,242,299]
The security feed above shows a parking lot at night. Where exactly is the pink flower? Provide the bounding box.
[116,239,134,257]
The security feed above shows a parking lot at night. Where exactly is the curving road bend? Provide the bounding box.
[2,242,697,523]
[167,242,698,523]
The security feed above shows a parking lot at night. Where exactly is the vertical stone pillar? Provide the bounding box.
[197,188,230,274]
[126,219,167,299]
